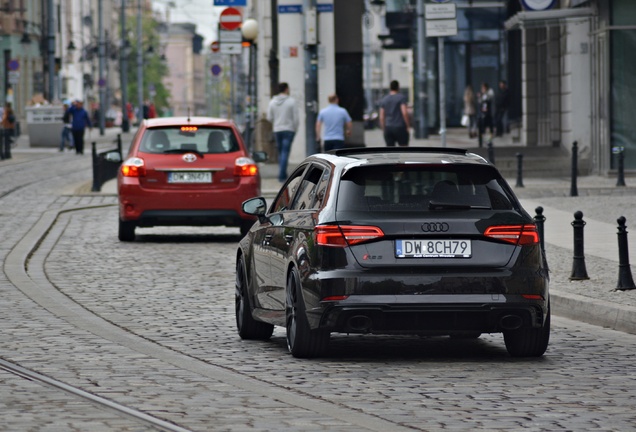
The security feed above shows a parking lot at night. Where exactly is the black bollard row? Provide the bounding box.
[487,141,495,165]
[570,210,589,280]
[570,141,578,197]
[616,216,636,290]
[516,153,524,188]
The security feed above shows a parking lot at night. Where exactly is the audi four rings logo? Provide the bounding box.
[182,153,197,163]
[421,222,449,232]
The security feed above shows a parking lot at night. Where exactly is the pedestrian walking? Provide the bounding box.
[495,80,510,137]
[267,82,299,182]
[59,103,74,152]
[1,102,16,160]
[478,82,494,140]
[463,85,477,138]
[379,80,410,147]
[315,94,352,152]
[68,100,92,155]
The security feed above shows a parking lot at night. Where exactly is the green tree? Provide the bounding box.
[124,14,169,116]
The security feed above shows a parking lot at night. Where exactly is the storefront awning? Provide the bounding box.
[505,7,594,31]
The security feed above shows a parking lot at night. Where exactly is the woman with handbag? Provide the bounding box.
[463,85,477,138]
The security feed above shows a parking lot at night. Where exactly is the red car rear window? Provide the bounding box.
[140,127,240,154]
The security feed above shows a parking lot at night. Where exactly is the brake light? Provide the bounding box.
[322,295,349,302]
[121,157,146,177]
[484,224,539,245]
[522,294,544,300]
[315,225,384,247]
[234,157,258,176]
[180,126,198,132]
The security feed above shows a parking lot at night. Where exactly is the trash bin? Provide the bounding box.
[25,105,64,147]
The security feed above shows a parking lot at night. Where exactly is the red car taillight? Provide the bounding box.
[121,157,146,177]
[234,157,258,176]
[484,224,539,245]
[315,225,384,247]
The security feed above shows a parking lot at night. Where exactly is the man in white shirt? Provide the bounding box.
[267,82,299,182]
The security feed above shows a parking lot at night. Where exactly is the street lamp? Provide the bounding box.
[241,18,258,151]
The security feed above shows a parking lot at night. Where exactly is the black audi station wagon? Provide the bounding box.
[235,148,550,358]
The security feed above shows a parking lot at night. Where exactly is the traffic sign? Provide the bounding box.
[211,41,220,52]
[426,19,458,37]
[214,0,246,5]
[219,7,242,31]
[219,29,242,54]
[8,71,20,84]
[425,4,456,20]
[8,59,19,71]
[211,64,222,76]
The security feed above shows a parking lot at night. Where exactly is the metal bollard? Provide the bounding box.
[614,146,626,187]
[91,142,99,192]
[487,141,495,165]
[570,141,578,197]
[516,153,524,188]
[534,206,547,268]
[570,210,589,280]
[616,216,636,290]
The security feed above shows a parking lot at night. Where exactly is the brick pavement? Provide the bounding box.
[2,127,636,431]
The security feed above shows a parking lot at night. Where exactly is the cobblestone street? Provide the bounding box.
[1,136,636,430]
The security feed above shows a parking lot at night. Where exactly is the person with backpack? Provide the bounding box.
[1,102,16,159]
[59,103,74,152]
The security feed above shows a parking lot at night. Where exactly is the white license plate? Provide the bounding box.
[396,239,472,258]
[168,171,212,183]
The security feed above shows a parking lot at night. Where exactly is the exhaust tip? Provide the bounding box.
[500,314,523,330]
[347,315,372,333]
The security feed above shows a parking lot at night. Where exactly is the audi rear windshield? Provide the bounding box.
[336,164,515,212]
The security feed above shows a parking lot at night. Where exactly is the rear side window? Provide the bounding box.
[139,127,240,154]
[336,164,514,212]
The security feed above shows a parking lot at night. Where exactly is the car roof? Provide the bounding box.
[142,116,236,128]
[310,147,491,171]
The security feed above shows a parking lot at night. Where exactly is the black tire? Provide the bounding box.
[503,304,551,357]
[286,268,329,358]
[235,256,274,340]
[118,219,135,242]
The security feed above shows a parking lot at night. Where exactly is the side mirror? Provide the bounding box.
[242,197,267,217]
[251,151,268,163]
[105,151,122,163]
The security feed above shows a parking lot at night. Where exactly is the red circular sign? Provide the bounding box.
[211,41,220,52]
[219,7,242,31]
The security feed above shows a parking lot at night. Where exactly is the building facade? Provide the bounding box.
[507,0,636,174]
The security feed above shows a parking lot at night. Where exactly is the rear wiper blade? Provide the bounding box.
[162,149,205,158]
[428,201,490,210]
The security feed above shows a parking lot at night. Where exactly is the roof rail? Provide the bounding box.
[332,147,468,156]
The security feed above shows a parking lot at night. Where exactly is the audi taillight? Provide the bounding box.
[234,157,258,176]
[121,157,146,177]
[315,225,384,247]
[484,224,539,245]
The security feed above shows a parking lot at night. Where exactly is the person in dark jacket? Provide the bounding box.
[68,100,92,155]
[1,102,16,159]
[495,80,510,137]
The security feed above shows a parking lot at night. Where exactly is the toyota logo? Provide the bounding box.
[421,222,449,232]
[182,153,197,163]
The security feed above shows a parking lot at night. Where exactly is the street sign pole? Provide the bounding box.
[438,37,446,147]
[426,1,456,148]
